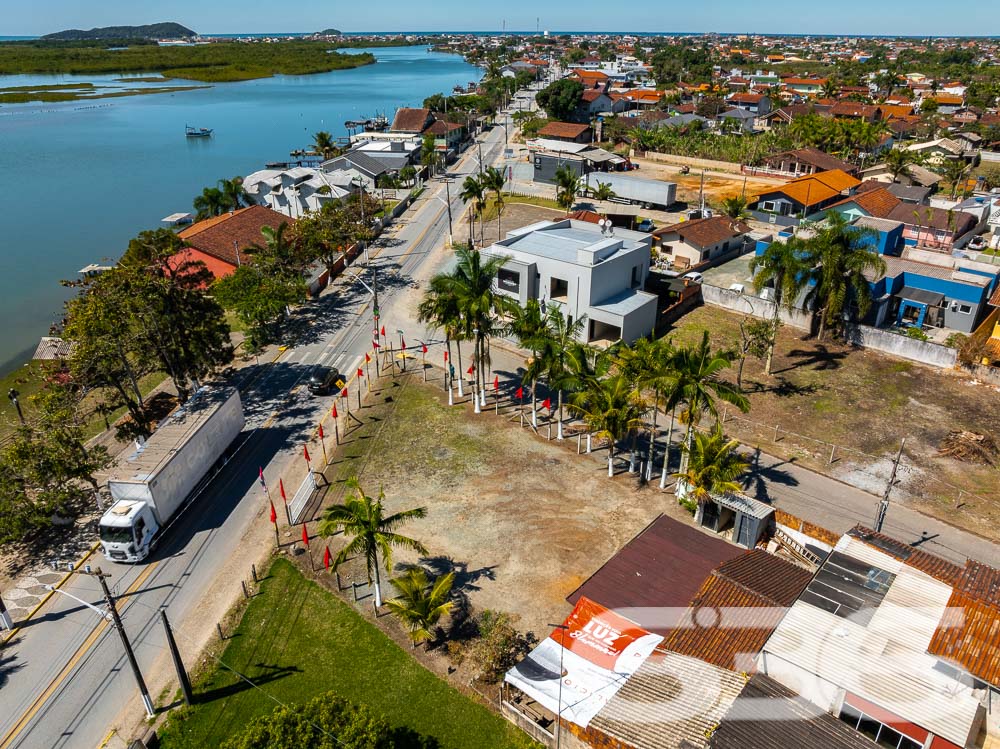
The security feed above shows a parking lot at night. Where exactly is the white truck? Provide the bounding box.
[584,172,677,210]
[99,386,245,563]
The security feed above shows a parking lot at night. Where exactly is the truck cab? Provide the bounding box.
[99,500,160,563]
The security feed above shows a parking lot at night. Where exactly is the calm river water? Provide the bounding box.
[0,46,479,374]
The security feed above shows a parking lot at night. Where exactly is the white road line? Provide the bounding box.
[298,351,315,366]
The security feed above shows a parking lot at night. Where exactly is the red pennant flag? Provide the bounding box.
[318,424,324,440]
[444,351,449,362]
[341,388,349,398]
[279,478,287,502]
[357,367,364,378]
[467,364,474,375]
[258,466,266,489]
[332,403,338,418]
[516,386,523,400]
[401,337,406,349]
[304,444,311,463]
[373,339,380,349]
[269,500,277,524]
[323,546,332,570]
[301,524,310,547]
[422,343,428,354]
[380,325,385,337]
[365,352,371,363]
[493,375,499,391]
[543,397,552,410]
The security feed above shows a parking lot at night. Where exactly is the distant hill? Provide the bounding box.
[317,29,342,36]
[42,22,196,41]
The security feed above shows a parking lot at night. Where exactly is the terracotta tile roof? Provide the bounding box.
[709,674,881,749]
[662,551,813,671]
[571,69,609,80]
[755,169,861,209]
[831,186,901,218]
[886,203,977,236]
[831,102,881,119]
[811,169,863,193]
[990,285,1000,307]
[537,121,591,139]
[932,94,964,105]
[880,103,916,120]
[764,147,854,173]
[178,205,291,266]
[955,560,1000,605]
[567,209,602,224]
[390,107,432,133]
[566,514,743,635]
[654,215,749,249]
[727,93,767,103]
[927,590,1000,687]
[580,89,607,103]
[846,526,964,585]
[425,120,463,135]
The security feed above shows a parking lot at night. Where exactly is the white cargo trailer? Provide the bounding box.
[584,172,677,209]
[99,386,245,563]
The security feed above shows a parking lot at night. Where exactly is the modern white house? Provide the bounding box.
[242,166,357,218]
[486,219,658,344]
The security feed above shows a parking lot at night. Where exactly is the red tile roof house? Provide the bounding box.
[172,205,294,281]
[536,120,593,143]
[726,92,772,116]
[389,107,435,134]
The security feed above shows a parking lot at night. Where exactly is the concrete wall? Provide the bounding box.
[618,296,658,343]
[635,150,744,175]
[701,284,814,330]
[843,324,959,368]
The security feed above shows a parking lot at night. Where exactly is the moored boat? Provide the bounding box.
[185,125,213,138]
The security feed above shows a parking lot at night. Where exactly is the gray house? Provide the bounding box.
[487,219,658,344]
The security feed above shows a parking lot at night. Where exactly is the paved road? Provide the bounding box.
[0,111,511,749]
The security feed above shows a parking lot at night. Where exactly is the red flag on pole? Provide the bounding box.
[332,403,338,418]
[516,386,523,400]
[258,466,266,490]
[318,424,324,440]
[365,352,371,363]
[301,524,310,547]
[341,388,348,398]
[323,546,332,570]
[493,375,499,391]
[444,351,449,362]
[401,337,406,349]
[279,478,287,503]
[380,325,386,337]
[357,368,364,378]
[422,343,428,354]
[269,500,277,524]
[373,339,380,349]
[304,444,311,463]
[543,397,552,410]
[467,364,474,375]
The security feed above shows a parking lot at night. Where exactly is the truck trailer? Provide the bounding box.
[99,386,245,563]
[584,172,677,209]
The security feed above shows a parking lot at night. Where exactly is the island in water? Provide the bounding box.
[42,22,197,41]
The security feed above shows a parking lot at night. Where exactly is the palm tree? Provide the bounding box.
[481,166,506,242]
[749,238,808,374]
[417,281,466,397]
[940,158,970,199]
[429,246,514,409]
[803,212,886,340]
[884,147,920,183]
[317,477,428,608]
[312,130,338,160]
[821,78,840,99]
[459,174,488,246]
[540,305,587,439]
[569,374,645,477]
[554,165,581,214]
[508,299,548,426]
[385,568,455,648]
[192,186,228,220]
[218,176,252,211]
[674,425,749,509]
[720,195,749,220]
[589,181,616,202]
[673,331,750,478]
[616,337,678,481]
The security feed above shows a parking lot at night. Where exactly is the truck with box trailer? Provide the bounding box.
[584,172,677,209]
[98,386,245,563]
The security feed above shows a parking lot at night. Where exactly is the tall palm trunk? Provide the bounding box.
[530,377,538,427]
[371,549,383,607]
[608,442,615,478]
[817,307,828,342]
[660,407,676,489]
[455,340,465,397]
[628,430,640,473]
[764,290,781,376]
[557,389,565,440]
[644,389,659,482]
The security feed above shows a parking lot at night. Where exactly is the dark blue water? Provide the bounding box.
[0,46,478,374]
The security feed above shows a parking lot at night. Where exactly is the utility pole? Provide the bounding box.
[83,567,156,718]
[160,610,193,706]
[874,438,906,533]
[443,178,454,245]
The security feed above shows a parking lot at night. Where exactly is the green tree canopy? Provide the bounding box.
[535,79,584,121]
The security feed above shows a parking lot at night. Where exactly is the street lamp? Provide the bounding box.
[547,622,570,749]
[7,388,24,425]
[352,176,369,265]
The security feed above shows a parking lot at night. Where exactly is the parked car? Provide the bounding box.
[308,366,342,395]
[682,271,704,284]
[636,219,656,233]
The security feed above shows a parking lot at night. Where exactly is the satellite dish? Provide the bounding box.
[598,219,607,227]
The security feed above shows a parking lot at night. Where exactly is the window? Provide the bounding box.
[550,277,569,300]
[761,200,777,212]
[134,517,146,542]
[631,265,640,288]
[498,268,520,293]
[958,304,972,314]
[838,705,922,749]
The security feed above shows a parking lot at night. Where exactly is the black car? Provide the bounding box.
[307,366,341,395]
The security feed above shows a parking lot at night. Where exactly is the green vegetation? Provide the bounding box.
[0,41,374,83]
[535,78,584,120]
[42,22,195,41]
[156,558,537,749]
[0,83,208,104]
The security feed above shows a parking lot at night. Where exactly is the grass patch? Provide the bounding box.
[0,84,209,104]
[157,558,536,749]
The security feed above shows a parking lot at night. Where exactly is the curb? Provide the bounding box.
[2,541,100,646]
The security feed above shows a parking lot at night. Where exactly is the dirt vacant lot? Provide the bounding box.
[667,305,1000,540]
[314,374,670,636]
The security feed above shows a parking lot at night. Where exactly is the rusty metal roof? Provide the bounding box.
[928,589,1000,688]
[846,526,965,586]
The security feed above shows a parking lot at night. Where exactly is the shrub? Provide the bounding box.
[904,326,930,342]
[468,610,536,684]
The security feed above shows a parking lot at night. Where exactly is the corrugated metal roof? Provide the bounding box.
[846,526,965,586]
[927,590,1000,687]
[709,674,880,749]
[715,550,815,607]
[591,650,745,749]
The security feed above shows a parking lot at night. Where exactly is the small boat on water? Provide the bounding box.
[185,125,213,138]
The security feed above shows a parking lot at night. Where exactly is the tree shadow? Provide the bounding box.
[0,648,24,689]
[193,662,302,704]
[744,378,820,398]
[740,447,800,504]
[772,345,847,373]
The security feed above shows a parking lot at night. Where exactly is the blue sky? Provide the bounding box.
[4,0,987,37]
